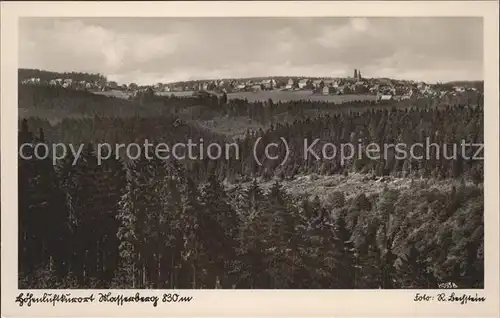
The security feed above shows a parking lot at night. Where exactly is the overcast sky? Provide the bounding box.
[19,17,483,85]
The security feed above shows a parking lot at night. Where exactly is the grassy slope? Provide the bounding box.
[226,173,477,205]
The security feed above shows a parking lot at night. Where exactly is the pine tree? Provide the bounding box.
[237,180,268,288]
[179,176,202,288]
[199,171,240,288]
[69,143,106,286]
[358,240,382,288]
[397,245,436,288]
[115,179,139,288]
[115,149,167,288]
[375,188,400,288]
[158,170,184,288]
[333,212,357,288]
[18,123,69,284]
[307,205,338,288]
[262,180,295,288]
[98,153,127,285]
[18,120,40,277]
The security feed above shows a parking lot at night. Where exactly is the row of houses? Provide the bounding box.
[155,77,373,95]
[21,77,41,85]
[21,77,98,89]
[374,84,478,102]
[20,77,127,91]
[20,75,477,100]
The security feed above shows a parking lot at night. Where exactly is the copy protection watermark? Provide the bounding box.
[18,139,240,166]
[302,137,484,165]
[19,137,484,166]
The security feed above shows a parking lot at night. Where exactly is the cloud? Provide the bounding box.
[19,17,483,84]
[20,19,183,75]
[350,18,370,32]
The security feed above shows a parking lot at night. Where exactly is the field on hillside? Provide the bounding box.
[227,91,377,102]
[92,90,131,99]
[228,173,479,205]
[89,88,478,107]
[133,89,377,102]
[195,116,267,139]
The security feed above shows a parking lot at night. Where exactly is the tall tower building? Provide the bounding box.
[353,69,358,79]
[358,70,362,81]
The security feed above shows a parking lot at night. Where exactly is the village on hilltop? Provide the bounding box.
[19,68,481,103]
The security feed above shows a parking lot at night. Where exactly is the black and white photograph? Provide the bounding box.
[15,15,487,291]
[2,0,500,316]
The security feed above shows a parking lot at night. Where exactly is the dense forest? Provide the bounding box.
[18,84,484,289]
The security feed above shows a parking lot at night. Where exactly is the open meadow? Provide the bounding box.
[114,89,378,103]
[226,90,377,102]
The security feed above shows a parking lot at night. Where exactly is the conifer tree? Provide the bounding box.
[200,171,240,287]
[19,123,69,281]
[397,245,436,288]
[158,170,184,288]
[333,212,358,288]
[237,180,267,288]
[262,180,295,288]
[116,148,167,288]
[180,176,203,288]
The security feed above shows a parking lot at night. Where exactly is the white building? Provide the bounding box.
[298,79,308,89]
[378,94,393,101]
[322,86,335,95]
[261,79,277,89]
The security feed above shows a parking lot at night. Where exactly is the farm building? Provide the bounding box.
[285,81,294,89]
[377,94,393,102]
[251,84,262,92]
[261,79,277,89]
[107,81,119,89]
[236,84,246,90]
[298,79,308,89]
[61,79,72,88]
[322,86,336,95]
[312,80,324,88]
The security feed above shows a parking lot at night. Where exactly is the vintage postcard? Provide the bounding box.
[1,1,499,317]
